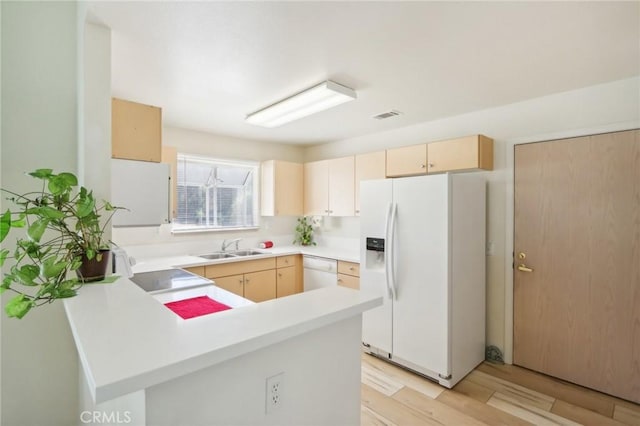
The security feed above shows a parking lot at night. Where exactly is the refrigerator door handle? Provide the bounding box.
[388,202,398,300]
[384,202,393,298]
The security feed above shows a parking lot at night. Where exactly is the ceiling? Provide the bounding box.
[88,1,640,145]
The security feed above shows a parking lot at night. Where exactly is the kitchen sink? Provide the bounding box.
[198,252,237,260]
[229,250,264,257]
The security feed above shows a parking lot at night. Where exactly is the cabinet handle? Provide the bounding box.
[329,210,333,214]
[420,164,426,169]
[349,267,354,271]
[239,279,243,283]
[285,259,289,264]
[278,273,282,277]
[355,210,360,214]
[337,278,343,283]
[324,209,329,213]
[428,163,434,168]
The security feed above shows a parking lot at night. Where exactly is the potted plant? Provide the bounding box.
[293,216,317,246]
[0,169,122,319]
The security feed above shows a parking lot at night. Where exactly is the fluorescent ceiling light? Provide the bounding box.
[246,80,357,128]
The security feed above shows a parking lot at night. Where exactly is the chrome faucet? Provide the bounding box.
[221,238,242,252]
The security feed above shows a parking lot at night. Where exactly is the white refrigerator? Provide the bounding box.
[360,173,486,388]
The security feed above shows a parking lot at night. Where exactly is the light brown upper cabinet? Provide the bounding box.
[355,151,386,215]
[161,146,177,221]
[385,144,428,177]
[112,98,162,162]
[304,156,355,216]
[261,160,303,216]
[426,135,493,173]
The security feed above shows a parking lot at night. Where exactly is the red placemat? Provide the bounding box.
[165,296,232,319]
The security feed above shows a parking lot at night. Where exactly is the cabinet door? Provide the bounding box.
[427,135,493,173]
[244,269,277,302]
[276,255,297,268]
[337,273,359,290]
[214,275,244,297]
[355,151,386,215]
[304,160,329,215]
[261,160,303,216]
[112,98,162,162]
[276,266,297,298]
[328,156,355,216]
[386,144,428,177]
[337,261,360,277]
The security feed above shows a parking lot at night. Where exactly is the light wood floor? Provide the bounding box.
[361,353,640,426]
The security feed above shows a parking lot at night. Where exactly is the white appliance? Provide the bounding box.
[360,173,485,388]
[303,255,337,291]
[111,159,171,227]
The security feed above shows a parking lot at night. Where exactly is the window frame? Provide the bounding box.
[171,154,260,233]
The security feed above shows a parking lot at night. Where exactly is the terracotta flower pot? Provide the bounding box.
[76,249,110,283]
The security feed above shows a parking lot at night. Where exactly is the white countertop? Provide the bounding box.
[64,270,379,404]
[131,244,360,274]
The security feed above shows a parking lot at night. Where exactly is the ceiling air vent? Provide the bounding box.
[373,110,402,120]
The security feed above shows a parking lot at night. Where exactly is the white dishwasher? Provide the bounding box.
[303,255,337,292]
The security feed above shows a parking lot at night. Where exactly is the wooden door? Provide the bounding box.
[303,160,329,215]
[337,274,359,290]
[328,156,355,216]
[276,266,296,298]
[426,135,493,173]
[244,269,276,302]
[385,144,427,177]
[514,129,640,403]
[274,161,303,216]
[112,98,162,162]
[214,275,244,298]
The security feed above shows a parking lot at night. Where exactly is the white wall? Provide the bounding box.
[146,316,362,426]
[304,76,640,356]
[81,22,112,243]
[164,126,305,163]
[1,2,80,425]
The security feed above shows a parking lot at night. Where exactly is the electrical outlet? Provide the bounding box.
[265,372,284,414]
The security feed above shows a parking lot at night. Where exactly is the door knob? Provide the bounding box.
[518,264,533,273]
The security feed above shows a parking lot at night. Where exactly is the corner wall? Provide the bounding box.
[1,2,80,425]
[303,76,640,356]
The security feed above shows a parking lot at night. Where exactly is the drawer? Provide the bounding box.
[205,257,276,279]
[337,261,360,277]
[337,273,359,290]
[182,266,205,277]
[276,254,298,268]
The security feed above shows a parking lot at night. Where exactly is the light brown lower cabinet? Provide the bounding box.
[209,271,277,303]
[197,255,302,302]
[214,274,244,297]
[337,273,359,290]
[337,260,360,290]
[244,270,276,302]
[276,266,296,298]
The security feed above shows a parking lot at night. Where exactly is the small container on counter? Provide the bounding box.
[259,241,274,249]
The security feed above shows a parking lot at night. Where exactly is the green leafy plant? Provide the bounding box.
[0,169,123,319]
[293,216,316,246]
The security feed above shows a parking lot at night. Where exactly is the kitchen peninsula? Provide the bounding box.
[64,255,380,425]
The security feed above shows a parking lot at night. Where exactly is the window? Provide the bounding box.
[173,155,259,231]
